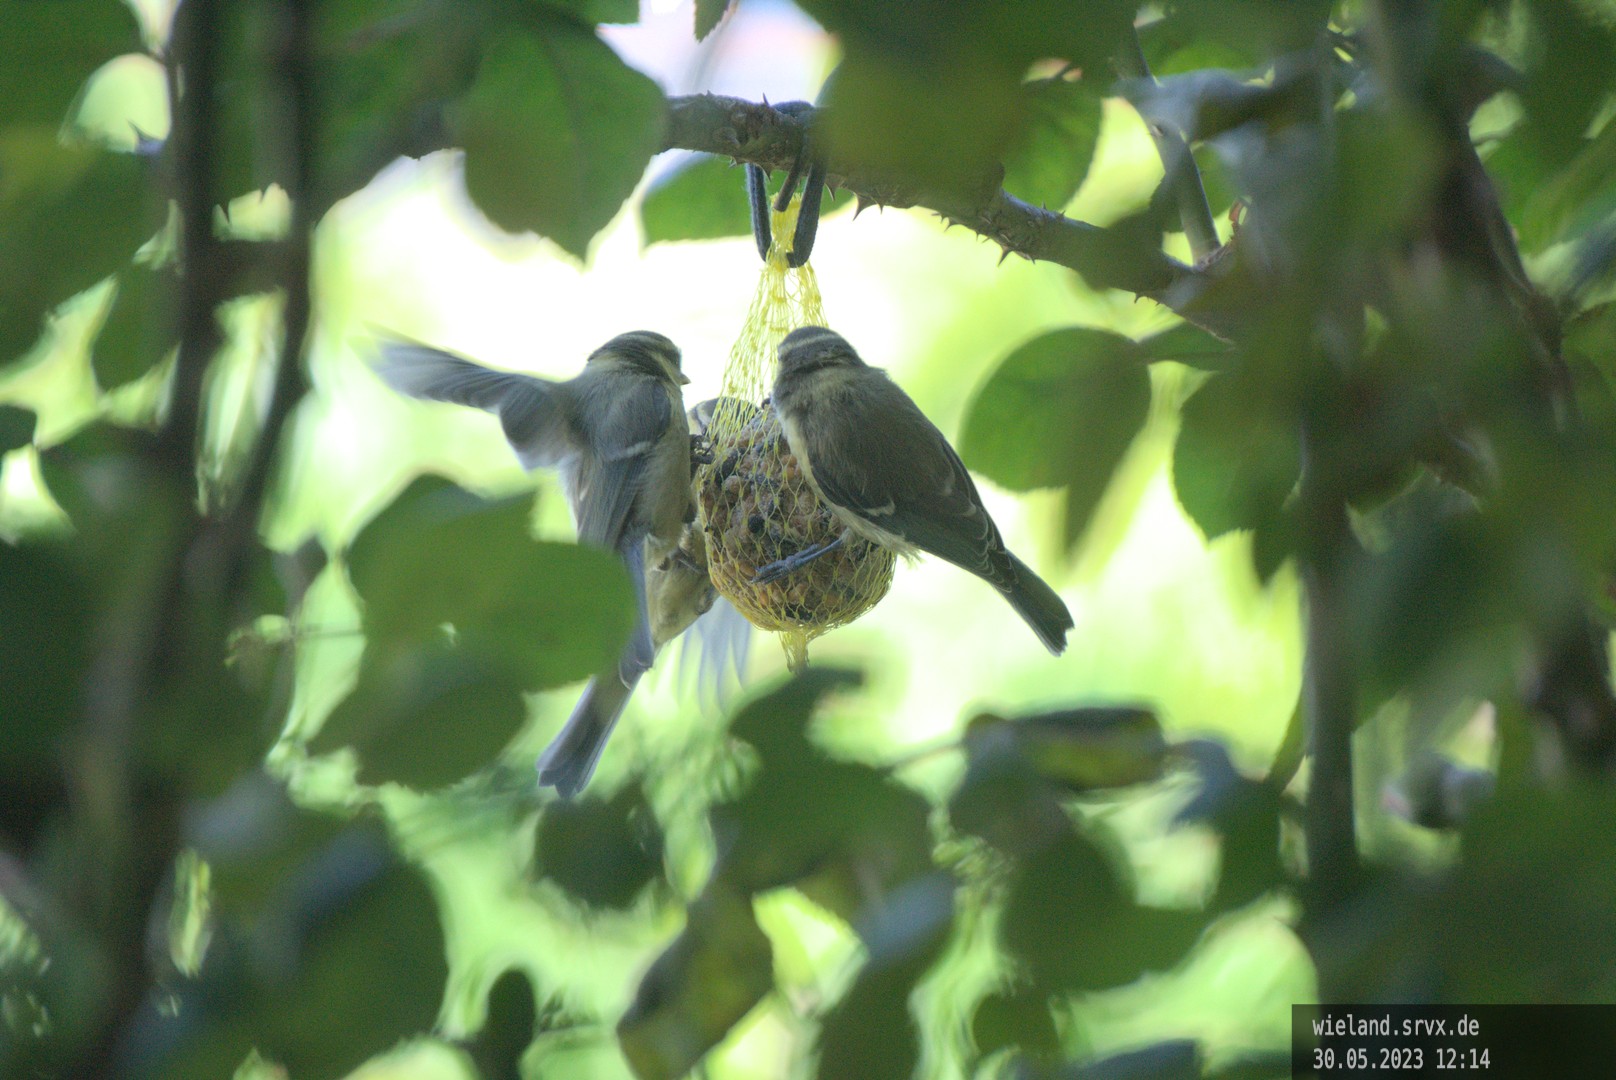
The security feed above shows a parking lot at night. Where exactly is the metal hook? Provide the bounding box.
[745,101,826,268]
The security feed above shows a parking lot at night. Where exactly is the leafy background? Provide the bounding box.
[3,0,1615,1078]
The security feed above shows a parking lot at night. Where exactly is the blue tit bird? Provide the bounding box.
[756,326,1073,655]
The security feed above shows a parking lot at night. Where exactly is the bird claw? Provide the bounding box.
[690,434,715,467]
[752,552,811,585]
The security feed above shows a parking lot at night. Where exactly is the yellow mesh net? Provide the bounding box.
[698,195,895,671]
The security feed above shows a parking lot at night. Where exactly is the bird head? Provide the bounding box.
[592,330,689,385]
[776,326,864,381]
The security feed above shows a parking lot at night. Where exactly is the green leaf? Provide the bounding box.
[618,880,773,1080]
[0,0,142,128]
[535,782,665,909]
[971,986,1060,1061]
[467,969,539,1080]
[960,327,1151,547]
[1171,370,1299,540]
[694,0,732,40]
[93,263,176,388]
[0,404,36,453]
[716,669,933,903]
[640,154,753,246]
[307,0,485,212]
[531,0,640,23]
[797,1,1131,87]
[346,475,634,685]
[1001,77,1101,210]
[1068,1041,1201,1080]
[313,475,635,787]
[1515,120,1616,252]
[817,47,1025,198]
[142,827,450,1080]
[1519,0,1616,168]
[964,707,1167,793]
[315,638,532,788]
[1140,321,1235,371]
[816,873,954,1080]
[452,24,663,257]
[0,539,90,855]
[0,132,161,363]
[799,0,1131,196]
[1001,831,1205,994]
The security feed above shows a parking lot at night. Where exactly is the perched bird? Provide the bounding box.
[374,330,693,793]
[756,326,1074,654]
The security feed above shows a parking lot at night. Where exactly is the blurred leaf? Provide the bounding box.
[345,475,634,686]
[313,475,634,786]
[0,0,141,127]
[1063,1040,1201,1080]
[134,826,449,1080]
[1315,786,1616,1002]
[0,539,89,853]
[535,783,665,910]
[452,23,663,257]
[466,969,538,1080]
[1518,0,1616,168]
[1001,830,1205,994]
[308,0,485,211]
[816,873,955,1080]
[961,328,1151,549]
[1514,120,1616,252]
[36,427,271,799]
[965,707,1167,793]
[1172,370,1299,540]
[694,0,732,39]
[1001,77,1101,210]
[532,0,639,22]
[970,985,1060,1061]
[618,880,773,1080]
[717,670,934,902]
[799,1,1131,87]
[94,263,176,388]
[803,0,1130,196]
[817,46,1023,198]
[640,153,752,246]
[1174,740,1284,911]
[0,132,161,363]
[1139,321,1234,371]
[0,403,36,453]
[315,638,529,787]
[1136,1,1331,68]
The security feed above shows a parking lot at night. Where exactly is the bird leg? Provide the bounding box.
[751,528,850,585]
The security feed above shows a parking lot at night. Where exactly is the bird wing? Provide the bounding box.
[805,376,1010,582]
[375,341,578,470]
[569,376,676,550]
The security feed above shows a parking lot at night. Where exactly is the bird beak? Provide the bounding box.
[678,372,691,385]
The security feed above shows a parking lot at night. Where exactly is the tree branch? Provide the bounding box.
[1115,28,1222,263]
[662,93,1200,302]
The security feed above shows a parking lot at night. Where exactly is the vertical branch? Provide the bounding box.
[224,0,314,559]
[1298,425,1361,914]
[1117,26,1221,263]
[164,0,227,473]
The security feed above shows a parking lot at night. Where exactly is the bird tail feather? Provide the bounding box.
[537,673,636,798]
[1002,554,1074,656]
